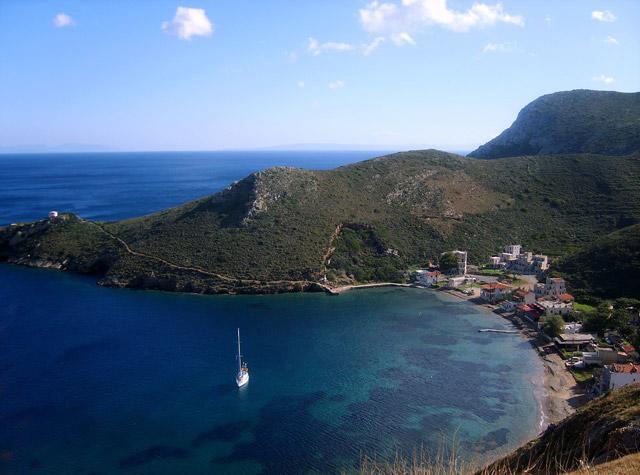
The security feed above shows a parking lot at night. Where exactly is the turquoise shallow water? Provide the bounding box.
[0,266,542,474]
[0,152,543,474]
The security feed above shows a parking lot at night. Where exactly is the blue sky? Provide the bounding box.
[1,0,638,152]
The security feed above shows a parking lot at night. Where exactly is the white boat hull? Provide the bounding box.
[236,372,249,387]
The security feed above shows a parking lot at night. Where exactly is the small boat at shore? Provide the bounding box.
[235,328,249,387]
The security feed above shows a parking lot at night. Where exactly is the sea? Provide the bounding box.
[0,152,543,474]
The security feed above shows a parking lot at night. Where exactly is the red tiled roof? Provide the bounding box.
[481,282,512,291]
[623,345,636,353]
[611,363,640,374]
[558,293,575,302]
[426,271,441,277]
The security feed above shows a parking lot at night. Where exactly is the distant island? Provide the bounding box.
[1,90,639,301]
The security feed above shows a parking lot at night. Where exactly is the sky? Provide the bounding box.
[0,0,639,152]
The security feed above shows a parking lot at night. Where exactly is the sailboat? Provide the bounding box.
[235,328,249,387]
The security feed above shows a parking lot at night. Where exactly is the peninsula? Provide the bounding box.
[1,90,639,299]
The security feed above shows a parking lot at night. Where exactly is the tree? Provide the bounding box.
[543,315,565,338]
[439,252,459,274]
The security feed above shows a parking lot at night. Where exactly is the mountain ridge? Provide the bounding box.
[469,90,640,159]
[2,150,639,295]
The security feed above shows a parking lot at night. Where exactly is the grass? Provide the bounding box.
[573,302,597,314]
[569,367,594,383]
[474,269,504,276]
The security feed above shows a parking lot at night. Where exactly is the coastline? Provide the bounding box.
[435,286,586,430]
[331,283,586,432]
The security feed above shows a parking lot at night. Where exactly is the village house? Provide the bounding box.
[446,276,468,289]
[501,288,536,312]
[504,244,521,256]
[554,333,595,351]
[542,277,567,297]
[600,363,640,391]
[583,347,628,366]
[488,256,502,268]
[516,303,544,322]
[531,254,549,272]
[480,282,513,303]
[537,294,574,316]
[452,250,467,275]
[489,245,549,274]
[414,269,442,287]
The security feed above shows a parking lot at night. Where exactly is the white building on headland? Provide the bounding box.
[48,210,59,219]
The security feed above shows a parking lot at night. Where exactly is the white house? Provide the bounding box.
[532,254,549,272]
[442,250,467,276]
[544,277,567,297]
[601,363,640,390]
[452,250,467,275]
[504,244,522,256]
[48,210,59,219]
[446,276,467,289]
[538,298,574,316]
[584,348,625,367]
[480,282,513,303]
[415,270,441,286]
[489,256,501,268]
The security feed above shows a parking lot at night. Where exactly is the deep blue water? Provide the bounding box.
[0,152,543,474]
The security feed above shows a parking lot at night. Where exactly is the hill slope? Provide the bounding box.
[556,224,640,300]
[469,90,640,159]
[481,384,640,474]
[2,151,640,294]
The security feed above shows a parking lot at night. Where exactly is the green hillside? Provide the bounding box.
[469,90,640,159]
[2,151,640,294]
[556,224,640,300]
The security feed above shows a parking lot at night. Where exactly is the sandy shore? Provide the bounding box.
[325,282,415,294]
[438,287,587,427]
[508,315,587,426]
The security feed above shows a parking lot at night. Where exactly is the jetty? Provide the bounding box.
[478,329,518,334]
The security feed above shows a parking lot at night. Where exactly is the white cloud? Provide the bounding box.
[390,32,416,46]
[162,7,213,40]
[328,80,345,89]
[604,36,619,45]
[593,74,615,84]
[297,81,305,88]
[286,51,298,62]
[308,37,355,55]
[359,0,524,34]
[482,42,513,53]
[52,13,75,28]
[591,10,616,22]
[362,37,386,55]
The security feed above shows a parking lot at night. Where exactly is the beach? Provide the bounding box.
[438,286,587,429]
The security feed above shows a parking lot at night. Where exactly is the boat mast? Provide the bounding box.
[237,328,242,372]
